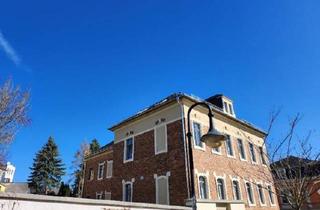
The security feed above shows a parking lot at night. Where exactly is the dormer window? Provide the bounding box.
[223,100,235,117]
[206,94,236,117]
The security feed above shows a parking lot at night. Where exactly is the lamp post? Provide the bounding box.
[186,102,227,210]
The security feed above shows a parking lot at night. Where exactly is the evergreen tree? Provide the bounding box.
[89,139,100,154]
[58,182,71,197]
[28,136,65,195]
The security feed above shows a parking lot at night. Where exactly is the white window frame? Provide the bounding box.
[256,182,267,206]
[197,172,211,199]
[259,146,267,165]
[88,168,94,181]
[237,138,247,161]
[96,191,103,199]
[154,124,168,155]
[231,177,242,200]
[122,180,134,202]
[216,176,227,200]
[225,134,235,158]
[244,181,256,206]
[249,142,257,164]
[106,160,113,178]
[223,101,229,113]
[123,137,134,163]
[154,172,170,205]
[266,184,276,206]
[97,162,105,180]
[192,121,205,151]
[212,146,222,155]
[228,104,234,115]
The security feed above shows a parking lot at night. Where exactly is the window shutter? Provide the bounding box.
[157,177,169,205]
[155,125,167,154]
[106,161,113,178]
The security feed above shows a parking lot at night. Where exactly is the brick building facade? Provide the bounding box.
[82,93,280,210]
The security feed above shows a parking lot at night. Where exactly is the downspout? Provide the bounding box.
[177,95,191,199]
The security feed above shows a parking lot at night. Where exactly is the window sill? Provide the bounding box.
[123,159,133,163]
[248,203,256,207]
[212,151,222,155]
[194,146,206,151]
[240,158,247,162]
[155,150,168,155]
[227,155,236,159]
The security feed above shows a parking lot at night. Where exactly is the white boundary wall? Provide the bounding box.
[0,193,191,210]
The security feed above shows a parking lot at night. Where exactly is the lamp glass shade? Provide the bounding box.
[200,129,227,148]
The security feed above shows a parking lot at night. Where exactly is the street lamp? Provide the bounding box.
[186,102,227,210]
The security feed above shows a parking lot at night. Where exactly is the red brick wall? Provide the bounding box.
[111,119,189,206]
[82,150,113,199]
[191,124,280,210]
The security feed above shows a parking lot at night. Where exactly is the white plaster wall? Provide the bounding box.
[0,193,190,210]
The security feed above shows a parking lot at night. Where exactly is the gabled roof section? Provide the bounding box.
[108,92,267,135]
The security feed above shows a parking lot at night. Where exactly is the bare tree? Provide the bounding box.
[230,112,320,210]
[0,79,30,163]
[70,141,90,197]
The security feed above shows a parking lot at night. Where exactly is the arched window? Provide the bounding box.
[257,184,266,205]
[246,182,254,204]
[199,176,208,199]
[217,178,226,200]
[232,180,241,200]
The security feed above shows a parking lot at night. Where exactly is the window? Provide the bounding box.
[281,194,289,204]
[212,146,221,154]
[88,168,94,180]
[193,122,203,149]
[97,162,104,180]
[246,182,255,205]
[249,143,257,163]
[257,184,266,205]
[237,139,246,160]
[155,125,167,154]
[96,192,102,199]
[124,138,134,162]
[259,147,266,165]
[232,180,241,200]
[267,185,275,205]
[199,176,209,199]
[106,160,113,178]
[225,135,234,156]
[156,176,169,205]
[217,178,226,200]
[224,102,229,113]
[123,182,133,202]
[229,104,234,115]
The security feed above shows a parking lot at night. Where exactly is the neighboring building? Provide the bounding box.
[272,156,320,210]
[82,93,280,210]
[0,162,15,183]
[2,182,30,194]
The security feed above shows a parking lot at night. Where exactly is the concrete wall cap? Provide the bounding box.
[0,193,191,210]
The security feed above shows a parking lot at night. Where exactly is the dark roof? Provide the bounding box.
[272,156,316,166]
[108,92,267,135]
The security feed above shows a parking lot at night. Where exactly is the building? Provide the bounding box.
[0,162,15,183]
[272,156,320,210]
[1,182,30,194]
[82,93,280,210]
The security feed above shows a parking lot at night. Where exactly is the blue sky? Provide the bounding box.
[1,1,320,182]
